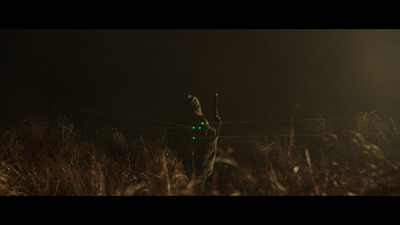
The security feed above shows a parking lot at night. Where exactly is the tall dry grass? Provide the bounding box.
[0,111,399,196]
[0,114,187,195]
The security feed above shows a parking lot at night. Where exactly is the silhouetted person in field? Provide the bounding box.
[167,94,221,192]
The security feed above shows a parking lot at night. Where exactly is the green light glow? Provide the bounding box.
[192,137,196,140]
[192,126,195,129]
[201,122,204,125]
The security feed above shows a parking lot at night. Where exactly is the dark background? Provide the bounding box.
[1,29,399,136]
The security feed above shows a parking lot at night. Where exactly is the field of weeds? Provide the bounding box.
[0,111,399,196]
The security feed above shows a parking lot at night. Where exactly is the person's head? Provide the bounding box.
[183,94,203,117]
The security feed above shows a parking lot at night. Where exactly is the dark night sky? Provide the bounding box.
[1,29,400,135]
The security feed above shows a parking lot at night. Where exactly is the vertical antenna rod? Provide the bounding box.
[214,93,219,119]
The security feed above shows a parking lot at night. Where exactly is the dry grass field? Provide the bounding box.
[0,111,399,196]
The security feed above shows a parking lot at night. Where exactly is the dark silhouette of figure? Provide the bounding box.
[166,94,221,191]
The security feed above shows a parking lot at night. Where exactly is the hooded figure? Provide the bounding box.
[167,94,221,185]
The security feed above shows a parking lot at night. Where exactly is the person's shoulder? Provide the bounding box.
[199,116,209,124]
[193,116,209,128]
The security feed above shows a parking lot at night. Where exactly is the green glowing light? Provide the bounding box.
[192,137,196,140]
[201,122,205,125]
[192,126,195,129]
[198,127,201,129]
